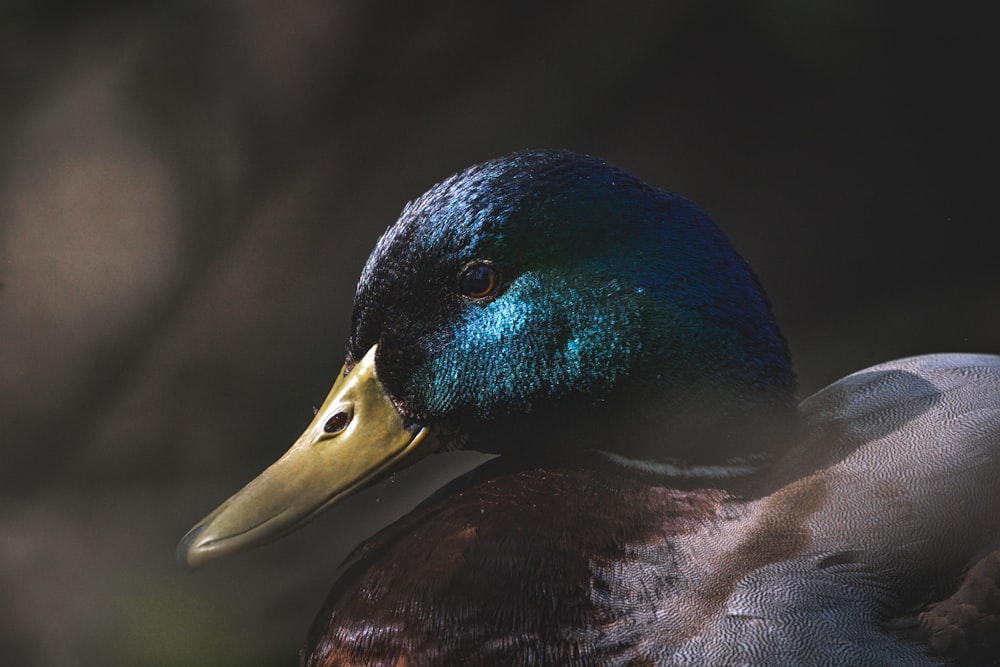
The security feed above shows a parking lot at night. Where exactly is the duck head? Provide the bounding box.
[179,150,795,567]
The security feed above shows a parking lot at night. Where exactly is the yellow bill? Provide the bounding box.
[177,345,430,568]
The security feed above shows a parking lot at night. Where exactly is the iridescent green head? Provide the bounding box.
[349,150,794,455]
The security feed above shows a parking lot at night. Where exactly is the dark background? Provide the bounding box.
[1,1,996,664]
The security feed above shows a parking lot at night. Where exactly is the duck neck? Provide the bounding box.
[460,378,798,484]
[596,386,799,481]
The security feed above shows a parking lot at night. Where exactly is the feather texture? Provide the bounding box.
[304,354,1000,666]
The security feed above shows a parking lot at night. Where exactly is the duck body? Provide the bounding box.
[304,354,1000,666]
[178,151,1000,665]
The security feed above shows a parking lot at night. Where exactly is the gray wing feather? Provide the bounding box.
[652,354,1000,665]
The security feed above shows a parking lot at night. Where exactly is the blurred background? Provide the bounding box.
[1,1,996,664]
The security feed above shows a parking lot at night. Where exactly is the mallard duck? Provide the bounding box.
[179,150,1000,665]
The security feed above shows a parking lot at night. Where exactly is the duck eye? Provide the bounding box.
[323,411,350,434]
[458,261,502,300]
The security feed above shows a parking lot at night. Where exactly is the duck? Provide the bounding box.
[178,150,1000,665]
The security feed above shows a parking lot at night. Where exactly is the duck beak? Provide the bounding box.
[177,345,430,569]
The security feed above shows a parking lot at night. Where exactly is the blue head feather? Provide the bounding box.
[349,150,794,458]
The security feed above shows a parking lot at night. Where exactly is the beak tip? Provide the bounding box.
[176,524,208,571]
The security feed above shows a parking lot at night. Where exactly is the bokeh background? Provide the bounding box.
[2,1,997,664]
